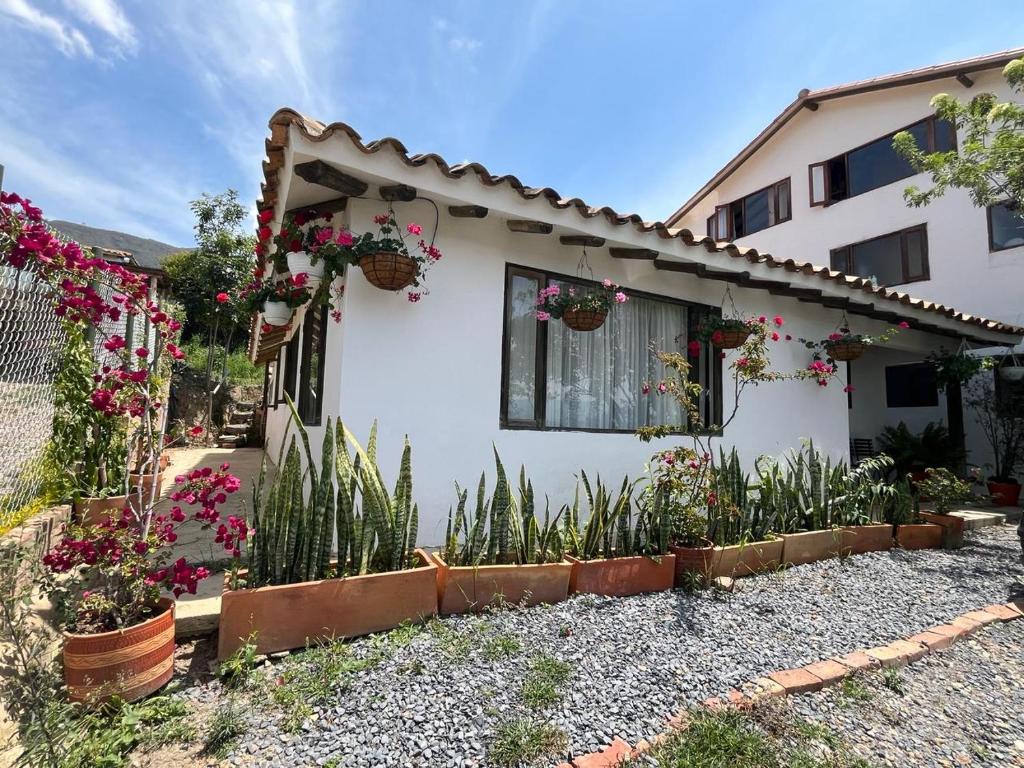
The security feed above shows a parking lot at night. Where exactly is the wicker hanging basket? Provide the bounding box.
[825,341,866,361]
[711,328,751,349]
[358,251,419,291]
[562,308,607,332]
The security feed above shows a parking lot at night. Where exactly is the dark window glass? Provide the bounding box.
[706,214,716,239]
[827,156,848,202]
[282,333,299,404]
[714,179,790,240]
[989,202,1024,251]
[905,228,927,279]
[848,121,923,196]
[886,363,938,408]
[830,246,850,273]
[776,179,791,222]
[742,188,771,235]
[298,306,327,425]
[831,226,928,286]
[934,118,957,152]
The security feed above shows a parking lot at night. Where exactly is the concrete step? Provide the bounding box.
[223,424,250,436]
[217,434,247,447]
[950,509,1007,530]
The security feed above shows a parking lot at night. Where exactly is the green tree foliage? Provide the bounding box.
[163,189,255,344]
[894,57,1024,209]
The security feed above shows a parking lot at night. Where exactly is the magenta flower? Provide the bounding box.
[614,292,627,304]
[536,310,551,321]
[407,223,423,235]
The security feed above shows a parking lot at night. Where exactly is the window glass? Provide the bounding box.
[905,228,926,279]
[989,202,1024,251]
[849,232,904,285]
[829,246,850,273]
[934,118,957,152]
[827,156,848,202]
[505,273,540,421]
[777,179,791,221]
[810,164,826,205]
[885,363,938,408]
[298,306,326,425]
[848,122,924,196]
[742,188,771,235]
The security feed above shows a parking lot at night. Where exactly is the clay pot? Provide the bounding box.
[129,471,163,498]
[987,480,1021,507]
[63,598,175,705]
[895,523,943,550]
[561,309,607,332]
[567,553,675,597]
[825,341,866,361]
[670,543,715,584]
[712,539,784,577]
[918,512,965,549]
[359,251,418,291]
[838,523,894,555]
[711,328,751,349]
[218,549,437,660]
[73,495,128,526]
[781,529,844,567]
[430,553,572,615]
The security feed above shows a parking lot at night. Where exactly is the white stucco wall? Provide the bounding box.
[677,68,1024,327]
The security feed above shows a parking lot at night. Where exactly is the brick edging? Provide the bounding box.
[558,600,1024,768]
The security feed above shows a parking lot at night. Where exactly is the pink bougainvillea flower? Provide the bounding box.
[103,334,126,352]
[602,278,613,288]
[758,315,766,323]
[657,382,667,394]
[736,356,749,368]
[407,292,422,303]
[773,316,784,327]
[614,291,627,304]
[135,346,149,358]
[828,332,844,341]
[166,342,185,360]
[771,331,780,341]
[406,223,423,235]
[189,426,204,437]
[842,385,855,393]
[687,340,701,357]
[898,321,910,329]
[216,292,229,303]
[641,383,651,395]
[536,310,551,321]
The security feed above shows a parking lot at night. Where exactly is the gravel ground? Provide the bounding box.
[789,617,1024,767]
[191,526,1024,768]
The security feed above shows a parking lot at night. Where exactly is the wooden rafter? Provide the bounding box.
[448,205,488,218]
[294,160,369,196]
[506,219,553,235]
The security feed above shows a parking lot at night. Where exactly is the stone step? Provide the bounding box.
[223,424,249,436]
[228,413,253,425]
[217,434,246,447]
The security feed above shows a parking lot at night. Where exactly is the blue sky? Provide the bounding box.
[1,0,1022,247]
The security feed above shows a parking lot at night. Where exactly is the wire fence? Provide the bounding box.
[0,261,66,532]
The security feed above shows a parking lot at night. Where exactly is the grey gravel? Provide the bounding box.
[189,526,1023,767]
[789,615,1024,767]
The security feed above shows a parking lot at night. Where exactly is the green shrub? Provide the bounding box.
[180,337,261,386]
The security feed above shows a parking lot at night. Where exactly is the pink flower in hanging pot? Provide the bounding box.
[373,213,391,225]
[602,279,613,288]
[258,209,273,224]
[641,383,650,395]
[657,382,667,394]
[899,321,910,328]
[614,292,627,304]
[758,315,766,323]
[135,346,149,358]
[407,223,423,235]
[771,331,780,341]
[536,310,551,321]
[773,316,784,327]
[335,229,354,246]
[315,228,333,245]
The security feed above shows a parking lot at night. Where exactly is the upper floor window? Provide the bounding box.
[501,266,721,432]
[830,224,929,286]
[809,116,956,206]
[706,178,791,240]
[988,202,1024,252]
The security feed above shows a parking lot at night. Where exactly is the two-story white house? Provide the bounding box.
[668,47,1024,475]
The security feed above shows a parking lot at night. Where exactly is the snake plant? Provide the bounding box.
[562,472,668,559]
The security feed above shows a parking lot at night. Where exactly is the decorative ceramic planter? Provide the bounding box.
[285,250,324,289]
[987,480,1021,507]
[711,328,751,349]
[895,523,943,550]
[824,341,866,361]
[218,549,437,659]
[781,529,843,566]
[918,512,965,549]
[712,539,784,577]
[430,553,572,615]
[359,251,418,291]
[670,543,715,584]
[562,309,607,332]
[63,598,175,705]
[838,523,894,555]
[73,495,128,526]
[566,553,675,597]
[262,299,292,326]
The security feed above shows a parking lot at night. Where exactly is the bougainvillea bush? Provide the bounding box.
[0,190,248,631]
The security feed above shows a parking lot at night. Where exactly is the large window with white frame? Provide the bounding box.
[501,265,722,432]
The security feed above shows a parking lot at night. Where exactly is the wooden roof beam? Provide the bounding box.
[379,184,416,202]
[559,235,605,247]
[609,247,658,260]
[294,160,369,196]
[507,219,553,234]
[448,205,488,218]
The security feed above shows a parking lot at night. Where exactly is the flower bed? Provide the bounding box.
[566,553,676,597]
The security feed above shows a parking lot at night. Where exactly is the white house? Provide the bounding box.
[667,47,1024,474]
[249,108,1022,545]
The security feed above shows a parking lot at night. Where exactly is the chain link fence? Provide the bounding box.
[0,262,66,531]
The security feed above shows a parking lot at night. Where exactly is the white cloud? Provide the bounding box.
[63,0,137,53]
[0,0,94,57]
[449,36,482,53]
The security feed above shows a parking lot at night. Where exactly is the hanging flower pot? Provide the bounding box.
[562,308,607,332]
[824,340,866,361]
[712,328,752,349]
[999,365,1024,382]
[285,251,324,290]
[696,317,754,349]
[359,250,419,291]
[262,299,292,326]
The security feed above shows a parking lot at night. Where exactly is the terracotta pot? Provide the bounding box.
[359,251,418,291]
[895,523,943,550]
[567,553,675,597]
[561,308,607,332]
[430,552,572,615]
[670,543,715,584]
[129,471,163,497]
[987,480,1021,507]
[63,598,175,705]
[218,549,437,660]
[781,529,844,566]
[825,341,866,361]
[918,512,965,549]
[712,539,784,577]
[838,523,894,555]
[73,495,128,526]
[711,328,751,349]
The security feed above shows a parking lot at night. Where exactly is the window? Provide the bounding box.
[830,225,929,286]
[706,179,791,240]
[298,305,327,426]
[988,202,1024,252]
[501,266,721,431]
[885,362,938,408]
[281,332,299,405]
[809,116,955,206]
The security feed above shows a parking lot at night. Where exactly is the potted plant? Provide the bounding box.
[218,404,436,659]
[342,211,443,295]
[696,316,754,349]
[241,275,311,326]
[928,348,992,391]
[799,321,908,371]
[561,472,675,597]
[966,377,1023,506]
[916,468,971,548]
[534,278,628,332]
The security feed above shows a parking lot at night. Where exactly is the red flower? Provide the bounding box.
[189,426,204,437]
[771,331,780,341]
[773,316,784,327]
[758,315,766,323]
[898,321,910,329]
[687,340,701,357]
[135,346,149,358]
[641,383,650,395]
[216,292,229,303]
[257,226,272,242]
[258,209,273,224]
